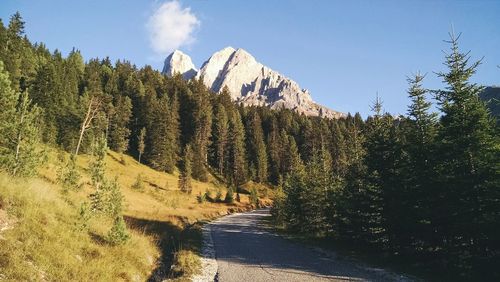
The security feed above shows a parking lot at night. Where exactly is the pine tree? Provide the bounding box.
[433,32,500,270]
[108,95,132,153]
[191,79,212,182]
[137,127,146,164]
[213,104,229,176]
[267,117,282,184]
[402,73,437,250]
[225,186,234,203]
[246,111,268,182]
[178,144,193,194]
[131,173,144,190]
[106,215,130,245]
[229,109,247,187]
[58,154,81,192]
[335,117,368,241]
[147,94,177,172]
[0,61,43,178]
[89,137,108,212]
[9,90,43,177]
[0,61,19,168]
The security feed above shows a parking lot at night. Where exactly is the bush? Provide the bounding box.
[250,187,259,207]
[58,154,81,192]
[225,186,234,203]
[131,173,144,191]
[204,189,212,202]
[106,215,130,245]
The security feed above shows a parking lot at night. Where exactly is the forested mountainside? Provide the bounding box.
[480,86,500,118]
[0,12,499,281]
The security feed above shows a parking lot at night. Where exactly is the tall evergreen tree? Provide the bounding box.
[246,111,268,183]
[228,109,247,187]
[213,103,229,176]
[433,33,500,269]
[402,73,438,250]
[108,95,132,153]
[179,144,193,194]
[0,62,43,177]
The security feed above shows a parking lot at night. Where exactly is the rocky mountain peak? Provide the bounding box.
[162,47,345,119]
[162,50,197,80]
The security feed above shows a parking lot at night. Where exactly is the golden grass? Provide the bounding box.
[0,173,159,281]
[0,146,274,280]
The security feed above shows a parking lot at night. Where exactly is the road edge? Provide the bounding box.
[191,223,218,282]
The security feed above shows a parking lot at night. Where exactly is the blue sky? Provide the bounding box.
[1,0,499,116]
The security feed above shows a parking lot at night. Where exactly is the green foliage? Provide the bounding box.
[57,154,81,192]
[106,215,130,245]
[131,173,144,190]
[228,110,246,186]
[137,127,146,163]
[178,144,193,194]
[88,138,124,218]
[2,13,498,279]
[249,187,259,207]
[0,62,43,177]
[224,186,234,204]
[108,95,132,153]
[78,201,92,231]
[213,103,229,176]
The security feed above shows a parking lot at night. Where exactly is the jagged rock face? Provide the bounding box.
[163,48,345,118]
[162,50,198,80]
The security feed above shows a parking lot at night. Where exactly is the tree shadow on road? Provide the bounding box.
[124,215,202,281]
[209,209,399,281]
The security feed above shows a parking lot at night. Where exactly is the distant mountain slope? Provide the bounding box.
[163,47,345,119]
[480,86,500,118]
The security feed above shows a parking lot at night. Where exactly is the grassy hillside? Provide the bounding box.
[0,146,272,281]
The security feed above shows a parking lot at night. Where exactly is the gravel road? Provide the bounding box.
[209,209,410,282]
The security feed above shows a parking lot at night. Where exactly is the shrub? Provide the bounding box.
[58,154,81,192]
[250,187,259,207]
[106,215,130,245]
[131,173,144,191]
[225,186,234,203]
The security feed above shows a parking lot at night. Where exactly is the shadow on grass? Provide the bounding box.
[124,215,202,281]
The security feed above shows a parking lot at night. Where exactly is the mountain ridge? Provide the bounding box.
[163,47,345,119]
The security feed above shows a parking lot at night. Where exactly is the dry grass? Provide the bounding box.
[0,173,159,281]
[0,146,274,280]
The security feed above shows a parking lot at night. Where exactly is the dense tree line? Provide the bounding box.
[273,34,499,280]
[0,13,498,279]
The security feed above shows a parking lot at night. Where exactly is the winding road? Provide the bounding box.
[208,209,409,282]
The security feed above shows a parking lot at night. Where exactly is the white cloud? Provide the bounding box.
[147,1,200,56]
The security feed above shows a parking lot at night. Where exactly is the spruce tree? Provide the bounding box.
[403,73,437,250]
[108,95,132,153]
[9,90,43,177]
[137,127,146,164]
[229,109,247,187]
[433,32,500,269]
[178,144,193,194]
[0,61,18,168]
[58,154,81,192]
[106,215,130,245]
[213,104,229,176]
[246,111,268,183]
